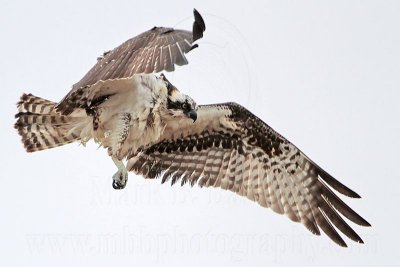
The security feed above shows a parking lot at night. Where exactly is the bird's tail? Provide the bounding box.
[14,93,86,152]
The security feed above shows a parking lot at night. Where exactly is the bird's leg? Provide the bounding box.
[112,157,128,189]
[109,112,132,189]
[114,112,132,159]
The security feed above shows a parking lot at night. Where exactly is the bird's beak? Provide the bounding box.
[186,110,197,122]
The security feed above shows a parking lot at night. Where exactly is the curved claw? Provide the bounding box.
[112,168,128,190]
[112,179,126,190]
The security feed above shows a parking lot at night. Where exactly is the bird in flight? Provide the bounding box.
[15,9,370,247]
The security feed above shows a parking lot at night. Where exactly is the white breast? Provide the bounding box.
[84,74,169,158]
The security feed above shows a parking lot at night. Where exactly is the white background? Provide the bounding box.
[1,0,399,266]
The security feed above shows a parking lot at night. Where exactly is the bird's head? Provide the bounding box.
[160,74,198,122]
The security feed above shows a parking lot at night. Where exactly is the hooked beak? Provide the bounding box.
[186,109,197,122]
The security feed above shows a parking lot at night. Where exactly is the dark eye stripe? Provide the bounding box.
[167,99,192,111]
[167,99,182,110]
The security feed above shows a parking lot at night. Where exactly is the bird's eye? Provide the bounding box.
[181,103,189,110]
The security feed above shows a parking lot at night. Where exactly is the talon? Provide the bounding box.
[111,157,128,190]
[112,180,125,189]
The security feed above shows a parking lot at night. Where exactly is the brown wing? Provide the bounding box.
[56,9,205,115]
[127,103,371,247]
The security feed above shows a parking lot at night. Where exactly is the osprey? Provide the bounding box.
[15,9,370,247]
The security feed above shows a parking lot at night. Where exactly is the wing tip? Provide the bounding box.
[350,191,362,199]
[189,43,199,51]
[317,167,363,199]
[360,218,372,227]
[193,9,206,42]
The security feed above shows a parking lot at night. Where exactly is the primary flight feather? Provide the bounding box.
[14,9,370,247]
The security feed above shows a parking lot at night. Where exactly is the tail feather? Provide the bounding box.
[17,93,57,114]
[15,113,73,126]
[15,93,83,152]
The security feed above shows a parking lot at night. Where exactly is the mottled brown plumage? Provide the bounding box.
[128,103,370,247]
[57,9,205,115]
[14,9,370,247]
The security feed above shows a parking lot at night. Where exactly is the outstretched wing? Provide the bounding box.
[57,9,205,115]
[127,103,370,247]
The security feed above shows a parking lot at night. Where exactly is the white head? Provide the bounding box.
[159,74,198,122]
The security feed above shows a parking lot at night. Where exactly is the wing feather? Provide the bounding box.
[127,102,370,246]
[56,9,205,115]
